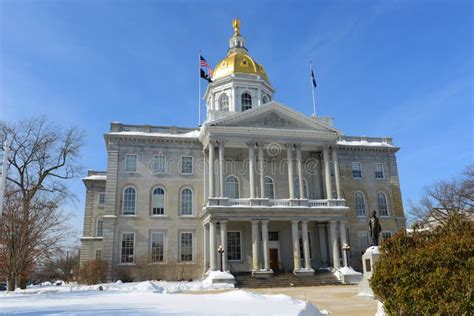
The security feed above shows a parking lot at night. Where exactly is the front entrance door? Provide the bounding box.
[269,248,279,271]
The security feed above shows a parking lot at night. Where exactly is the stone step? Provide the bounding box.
[234,271,341,288]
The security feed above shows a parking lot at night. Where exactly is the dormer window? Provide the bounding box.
[262,95,269,104]
[241,93,252,111]
[219,94,229,112]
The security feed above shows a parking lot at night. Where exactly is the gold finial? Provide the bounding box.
[232,18,240,36]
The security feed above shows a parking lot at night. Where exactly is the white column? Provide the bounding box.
[329,220,340,269]
[251,220,260,272]
[291,220,301,271]
[332,147,342,199]
[203,225,209,272]
[208,141,215,198]
[248,142,256,198]
[220,220,228,271]
[209,221,217,271]
[302,220,312,270]
[323,146,333,200]
[287,145,295,199]
[296,144,304,199]
[258,142,265,198]
[318,223,328,266]
[261,220,270,271]
[219,141,225,197]
[339,220,348,267]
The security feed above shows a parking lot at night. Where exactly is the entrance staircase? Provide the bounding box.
[234,270,341,288]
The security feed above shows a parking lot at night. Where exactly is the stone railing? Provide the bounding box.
[308,199,346,207]
[269,199,290,207]
[209,198,346,208]
[228,198,251,206]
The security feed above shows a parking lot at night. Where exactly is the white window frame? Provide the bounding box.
[294,177,309,199]
[355,191,367,217]
[377,191,389,217]
[219,93,229,112]
[179,231,195,263]
[150,186,166,216]
[181,156,193,175]
[149,230,167,263]
[152,154,166,174]
[227,231,242,262]
[120,232,135,264]
[179,187,194,216]
[264,176,275,199]
[125,154,138,173]
[95,249,102,260]
[224,175,240,199]
[122,186,137,215]
[352,162,362,179]
[375,163,385,179]
[98,192,105,207]
[241,92,252,111]
[96,217,104,237]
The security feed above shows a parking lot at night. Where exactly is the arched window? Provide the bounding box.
[241,93,252,111]
[355,192,366,216]
[262,95,269,104]
[180,188,193,216]
[225,176,240,199]
[151,187,165,216]
[377,192,389,216]
[96,218,104,237]
[264,176,275,199]
[219,94,229,112]
[123,187,136,215]
[294,177,309,199]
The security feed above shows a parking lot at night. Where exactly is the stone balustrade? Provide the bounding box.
[209,198,346,208]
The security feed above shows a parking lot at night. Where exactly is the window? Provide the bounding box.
[268,231,279,241]
[294,177,309,198]
[180,188,193,216]
[152,155,166,174]
[125,154,137,172]
[95,249,102,260]
[181,156,193,174]
[381,232,392,242]
[120,233,135,263]
[225,176,239,199]
[262,95,269,104]
[377,192,389,216]
[98,192,105,207]
[123,187,136,215]
[96,218,104,237]
[219,94,229,111]
[375,163,384,179]
[150,232,165,263]
[151,187,165,215]
[227,231,241,261]
[264,176,275,199]
[180,232,193,262]
[358,231,369,250]
[241,93,252,111]
[355,192,367,217]
[352,162,362,178]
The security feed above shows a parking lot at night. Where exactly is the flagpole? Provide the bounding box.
[198,50,202,126]
[310,61,316,117]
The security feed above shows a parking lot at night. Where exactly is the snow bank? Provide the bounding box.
[376,301,386,316]
[365,246,380,254]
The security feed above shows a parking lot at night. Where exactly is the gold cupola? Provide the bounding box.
[212,18,270,82]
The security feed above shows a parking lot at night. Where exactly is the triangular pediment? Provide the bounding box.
[209,102,340,134]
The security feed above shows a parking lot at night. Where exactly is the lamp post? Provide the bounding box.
[217,245,224,272]
[342,243,351,267]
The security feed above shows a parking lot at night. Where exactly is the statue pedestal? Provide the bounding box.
[358,246,380,297]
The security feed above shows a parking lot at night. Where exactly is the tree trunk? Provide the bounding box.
[7,277,15,291]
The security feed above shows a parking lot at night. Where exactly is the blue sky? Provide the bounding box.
[1,0,472,237]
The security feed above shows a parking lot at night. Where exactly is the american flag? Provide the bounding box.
[200,55,212,76]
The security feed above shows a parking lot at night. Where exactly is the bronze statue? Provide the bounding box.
[369,210,382,246]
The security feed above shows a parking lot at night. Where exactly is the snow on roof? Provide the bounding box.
[337,140,395,148]
[108,130,201,139]
[82,175,107,181]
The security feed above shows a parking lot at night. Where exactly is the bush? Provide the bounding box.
[79,260,108,285]
[370,214,474,315]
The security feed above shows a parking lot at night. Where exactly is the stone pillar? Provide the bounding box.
[209,221,217,271]
[203,224,209,272]
[323,146,333,200]
[332,147,342,199]
[291,220,301,271]
[258,142,265,198]
[208,141,215,198]
[329,220,340,269]
[339,220,348,267]
[287,145,295,199]
[248,142,256,198]
[296,144,304,198]
[261,220,270,271]
[251,220,260,272]
[302,220,312,270]
[219,141,225,197]
[318,223,328,266]
[220,220,228,271]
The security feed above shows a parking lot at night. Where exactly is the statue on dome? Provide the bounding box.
[232,18,240,36]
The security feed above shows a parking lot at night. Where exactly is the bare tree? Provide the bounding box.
[0,116,85,290]
[409,164,474,226]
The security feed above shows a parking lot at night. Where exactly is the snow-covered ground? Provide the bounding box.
[0,274,327,315]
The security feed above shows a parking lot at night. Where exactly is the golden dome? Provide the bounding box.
[212,52,269,82]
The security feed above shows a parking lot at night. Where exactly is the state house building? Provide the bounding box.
[80,20,406,281]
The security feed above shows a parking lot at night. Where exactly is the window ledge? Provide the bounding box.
[179,215,196,218]
[150,215,169,218]
[177,261,195,265]
[120,215,139,218]
[117,263,136,266]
